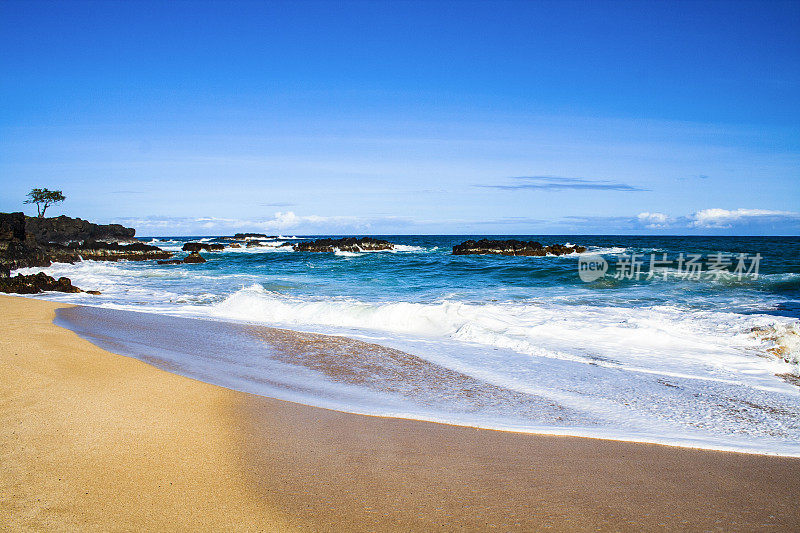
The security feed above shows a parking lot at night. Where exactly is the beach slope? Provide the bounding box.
[2,295,799,531]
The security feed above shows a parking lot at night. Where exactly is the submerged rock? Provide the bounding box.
[452,239,586,256]
[233,233,276,239]
[182,251,207,264]
[229,243,241,248]
[0,272,83,294]
[46,241,173,262]
[294,237,394,253]
[158,252,208,265]
[182,242,224,252]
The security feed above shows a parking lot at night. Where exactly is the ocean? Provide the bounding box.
[17,235,800,455]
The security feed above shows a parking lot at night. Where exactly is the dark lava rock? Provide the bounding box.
[0,212,27,241]
[46,240,173,262]
[229,243,241,248]
[0,212,52,270]
[294,237,393,253]
[182,251,206,263]
[452,239,587,256]
[182,242,225,252]
[246,241,265,248]
[158,253,208,265]
[26,215,136,245]
[233,233,278,239]
[85,290,102,295]
[0,272,83,294]
[1,212,173,268]
[1,238,51,270]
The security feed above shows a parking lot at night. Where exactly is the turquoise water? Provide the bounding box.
[19,235,800,454]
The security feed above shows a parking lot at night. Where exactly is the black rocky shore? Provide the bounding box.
[232,232,277,239]
[452,239,586,256]
[1,211,594,294]
[0,211,174,293]
[293,237,394,253]
[1,212,172,272]
[182,242,224,252]
[0,272,100,295]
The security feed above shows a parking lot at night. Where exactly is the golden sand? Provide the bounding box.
[0,296,290,531]
[2,295,799,531]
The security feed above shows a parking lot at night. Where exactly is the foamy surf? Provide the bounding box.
[55,305,800,456]
[14,234,800,455]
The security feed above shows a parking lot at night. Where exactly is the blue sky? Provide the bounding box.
[1,0,798,235]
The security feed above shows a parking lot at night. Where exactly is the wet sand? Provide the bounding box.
[2,295,799,531]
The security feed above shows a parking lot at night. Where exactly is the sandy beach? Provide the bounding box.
[2,294,800,531]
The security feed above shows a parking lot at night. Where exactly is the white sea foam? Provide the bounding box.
[14,252,800,455]
[206,285,799,379]
[390,244,427,253]
[588,246,629,255]
[339,244,427,253]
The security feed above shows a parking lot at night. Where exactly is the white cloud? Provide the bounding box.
[690,208,799,228]
[636,212,672,228]
[113,212,411,235]
[254,211,368,231]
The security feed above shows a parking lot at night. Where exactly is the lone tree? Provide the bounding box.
[24,188,66,217]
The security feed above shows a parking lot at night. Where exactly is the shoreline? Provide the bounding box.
[2,294,800,530]
[55,301,800,458]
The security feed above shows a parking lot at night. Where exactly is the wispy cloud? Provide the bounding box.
[113,207,800,236]
[689,208,800,228]
[478,176,647,192]
[114,211,413,235]
[472,216,547,225]
[258,202,295,207]
[559,208,800,232]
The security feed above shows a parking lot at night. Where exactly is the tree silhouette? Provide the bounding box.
[24,188,66,217]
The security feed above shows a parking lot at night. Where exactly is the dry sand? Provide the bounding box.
[2,294,799,531]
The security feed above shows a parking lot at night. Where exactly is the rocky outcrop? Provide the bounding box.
[246,241,266,248]
[294,237,394,253]
[26,215,136,245]
[1,212,172,269]
[233,233,275,239]
[0,212,26,242]
[0,212,52,270]
[45,241,172,262]
[229,243,241,248]
[182,251,206,263]
[158,251,207,265]
[452,239,586,256]
[182,242,224,252]
[0,272,83,294]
